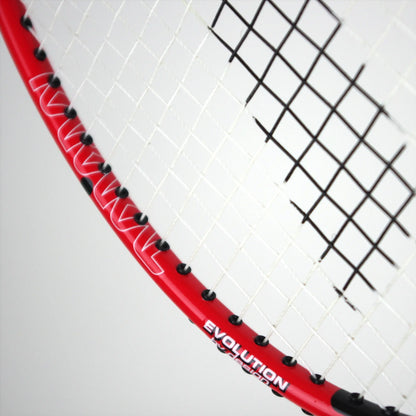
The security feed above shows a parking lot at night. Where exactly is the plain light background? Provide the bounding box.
[0,32,299,416]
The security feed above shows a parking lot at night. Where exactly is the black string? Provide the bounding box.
[246,0,311,104]
[255,118,396,270]
[211,0,415,297]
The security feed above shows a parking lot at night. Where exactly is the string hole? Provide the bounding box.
[216,345,226,354]
[383,407,399,416]
[310,374,325,385]
[155,239,170,251]
[98,162,111,174]
[133,213,148,225]
[64,106,77,119]
[349,393,364,405]
[176,263,191,275]
[241,366,251,375]
[228,315,242,326]
[271,389,282,398]
[282,356,297,367]
[201,289,216,301]
[20,15,33,29]
[80,133,93,145]
[48,74,61,88]
[115,186,129,199]
[254,335,269,347]
[34,47,46,61]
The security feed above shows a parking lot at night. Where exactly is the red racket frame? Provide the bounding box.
[1,1,404,415]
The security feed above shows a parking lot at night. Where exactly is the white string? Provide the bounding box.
[20,0,416,412]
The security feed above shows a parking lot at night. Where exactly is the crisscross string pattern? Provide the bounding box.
[211,0,415,298]
[11,0,416,413]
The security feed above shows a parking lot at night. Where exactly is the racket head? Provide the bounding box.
[1,1,415,415]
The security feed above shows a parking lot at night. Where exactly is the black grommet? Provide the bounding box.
[282,356,297,367]
[201,289,216,301]
[301,409,313,415]
[80,133,93,145]
[216,345,226,354]
[383,407,399,416]
[349,393,364,405]
[241,366,251,374]
[271,389,283,398]
[98,162,111,174]
[133,212,148,225]
[176,263,191,275]
[155,239,170,251]
[80,177,93,195]
[34,47,46,61]
[48,74,61,88]
[64,106,77,119]
[79,133,93,146]
[20,15,33,29]
[254,335,269,347]
[228,314,242,326]
[115,186,129,199]
[310,374,325,385]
